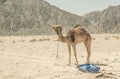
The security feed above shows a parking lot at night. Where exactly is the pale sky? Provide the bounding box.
[45,0,120,15]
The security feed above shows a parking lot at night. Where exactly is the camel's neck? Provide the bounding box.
[56,31,66,43]
[58,35,66,43]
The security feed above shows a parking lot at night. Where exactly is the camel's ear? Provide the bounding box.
[52,26,55,30]
[51,26,55,30]
[59,25,63,28]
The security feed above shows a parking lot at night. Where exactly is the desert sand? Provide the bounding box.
[0,34,120,79]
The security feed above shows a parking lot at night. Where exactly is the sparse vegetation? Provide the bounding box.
[29,39,37,42]
[12,40,16,43]
[43,38,50,41]
[21,40,25,42]
[104,37,109,40]
[29,38,50,42]
[112,35,119,40]
[0,40,3,43]
[38,38,51,41]
[1,49,5,51]
[0,34,120,79]
[38,39,43,41]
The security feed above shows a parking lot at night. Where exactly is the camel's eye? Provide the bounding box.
[59,27,62,31]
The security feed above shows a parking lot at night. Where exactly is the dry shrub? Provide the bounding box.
[38,39,43,41]
[0,40,3,43]
[1,49,5,51]
[104,37,109,40]
[12,40,16,43]
[43,38,50,41]
[21,40,25,42]
[112,35,119,40]
[38,38,50,41]
[29,39,37,42]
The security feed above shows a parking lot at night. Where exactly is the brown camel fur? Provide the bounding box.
[52,25,91,66]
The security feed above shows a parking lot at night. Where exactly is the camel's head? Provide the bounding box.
[52,26,62,34]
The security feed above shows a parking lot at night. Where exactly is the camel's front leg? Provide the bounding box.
[84,37,91,64]
[67,44,71,66]
[85,47,91,64]
[72,44,78,66]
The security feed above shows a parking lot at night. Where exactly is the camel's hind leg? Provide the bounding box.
[84,36,91,64]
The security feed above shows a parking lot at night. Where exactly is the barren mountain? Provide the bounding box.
[0,0,94,35]
[85,5,120,33]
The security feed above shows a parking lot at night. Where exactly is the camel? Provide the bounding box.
[52,25,91,66]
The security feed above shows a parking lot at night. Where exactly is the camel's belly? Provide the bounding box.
[75,36,86,44]
[75,39,84,44]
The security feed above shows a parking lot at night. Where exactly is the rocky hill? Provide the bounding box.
[85,5,120,33]
[0,0,94,35]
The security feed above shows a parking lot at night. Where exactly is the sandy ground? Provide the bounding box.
[0,34,120,79]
